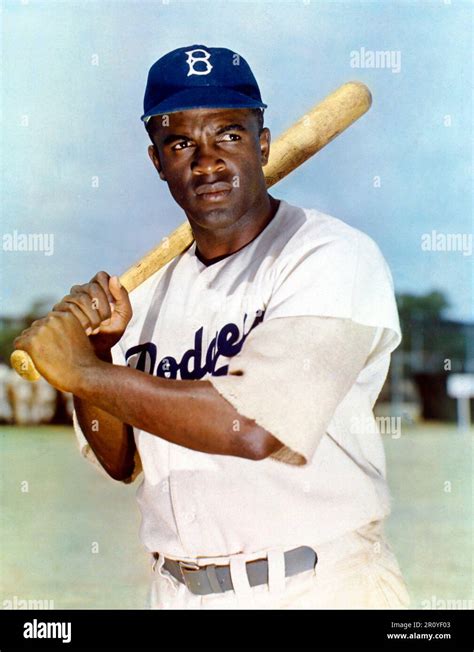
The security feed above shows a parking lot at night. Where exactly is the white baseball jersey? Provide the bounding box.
[74,199,401,561]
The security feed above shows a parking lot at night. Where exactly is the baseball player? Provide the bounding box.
[14,45,410,609]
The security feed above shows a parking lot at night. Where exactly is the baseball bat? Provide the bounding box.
[11,81,372,381]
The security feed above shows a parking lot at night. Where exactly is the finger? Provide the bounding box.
[53,300,93,334]
[65,291,111,326]
[60,293,103,330]
[109,276,132,318]
[13,329,35,352]
[87,281,113,322]
[71,274,114,322]
[91,271,114,305]
[15,319,48,343]
[13,334,26,351]
[69,282,111,322]
[29,318,48,329]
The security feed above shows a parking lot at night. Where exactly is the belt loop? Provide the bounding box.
[267,549,286,595]
[229,554,253,604]
[151,552,162,573]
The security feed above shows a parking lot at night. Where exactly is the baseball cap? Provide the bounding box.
[141,44,267,122]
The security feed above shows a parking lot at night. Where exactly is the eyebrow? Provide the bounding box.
[215,123,247,135]
[162,133,190,146]
[162,123,247,146]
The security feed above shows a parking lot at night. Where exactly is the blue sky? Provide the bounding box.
[2,0,472,321]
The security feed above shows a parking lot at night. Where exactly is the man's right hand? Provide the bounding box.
[53,271,132,359]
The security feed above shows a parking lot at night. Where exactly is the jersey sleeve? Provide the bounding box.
[265,229,401,363]
[209,229,400,465]
[209,316,378,465]
[72,342,142,484]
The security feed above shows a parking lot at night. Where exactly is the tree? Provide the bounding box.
[396,290,466,371]
[397,290,449,324]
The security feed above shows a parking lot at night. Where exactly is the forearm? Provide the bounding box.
[73,348,136,480]
[73,360,271,460]
[73,395,137,480]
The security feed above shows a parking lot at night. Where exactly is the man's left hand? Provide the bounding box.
[13,311,99,393]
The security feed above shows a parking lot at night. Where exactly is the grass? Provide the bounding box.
[383,422,473,608]
[0,423,472,609]
[0,426,149,609]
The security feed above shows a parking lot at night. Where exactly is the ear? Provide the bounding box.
[147,145,166,181]
[259,127,271,166]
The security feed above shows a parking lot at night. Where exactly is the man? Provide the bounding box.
[14,45,410,609]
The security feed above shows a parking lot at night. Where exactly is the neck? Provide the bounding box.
[191,193,280,265]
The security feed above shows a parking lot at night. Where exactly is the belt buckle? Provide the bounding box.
[178,560,201,590]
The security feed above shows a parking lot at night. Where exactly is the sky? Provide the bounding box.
[1,0,473,322]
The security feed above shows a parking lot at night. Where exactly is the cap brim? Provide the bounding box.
[141,87,267,122]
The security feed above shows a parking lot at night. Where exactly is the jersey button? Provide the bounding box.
[183,511,196,524]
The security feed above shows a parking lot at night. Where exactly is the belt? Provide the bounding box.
[154,546,318,596]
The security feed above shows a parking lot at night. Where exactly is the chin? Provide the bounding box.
[188,206,239,230]
[184,196,247,230]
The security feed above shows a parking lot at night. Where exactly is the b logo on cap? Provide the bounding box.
[185,49,213,77]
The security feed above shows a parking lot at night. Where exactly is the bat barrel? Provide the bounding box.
[263,81,372,187]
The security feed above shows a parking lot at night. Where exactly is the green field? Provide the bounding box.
[0,424,472,609]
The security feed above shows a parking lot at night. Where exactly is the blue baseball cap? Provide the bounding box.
[141,44,267,122]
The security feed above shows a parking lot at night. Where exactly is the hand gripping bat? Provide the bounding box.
[11,81,372,381]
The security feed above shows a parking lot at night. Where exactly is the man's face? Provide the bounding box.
[147,108,271,231]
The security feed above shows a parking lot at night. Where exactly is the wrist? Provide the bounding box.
[90,334,122,361]
[94,347,113,363]
[71,357,109,399]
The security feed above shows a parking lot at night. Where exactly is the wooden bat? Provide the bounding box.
[11,81,372,381]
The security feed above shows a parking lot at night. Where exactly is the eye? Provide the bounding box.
[172,139,194,151]
[218,133,241,142]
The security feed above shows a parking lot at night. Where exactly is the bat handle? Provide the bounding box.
[10,350,41,382]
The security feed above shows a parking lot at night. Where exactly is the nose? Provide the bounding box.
[191,143,226,176]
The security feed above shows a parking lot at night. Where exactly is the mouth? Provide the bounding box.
[195,181,232,202]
